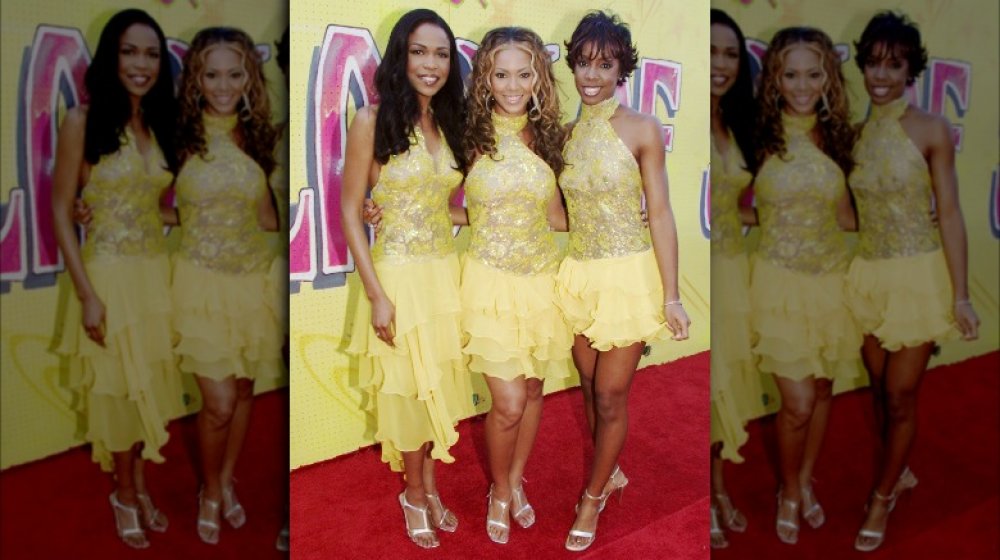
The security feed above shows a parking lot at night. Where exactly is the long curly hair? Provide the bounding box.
[83,9,177,173]
[373,9,467,171]
[711,9,757,173]
[756,27,854,174]
[465,27,567,176]
[176,27,277,177]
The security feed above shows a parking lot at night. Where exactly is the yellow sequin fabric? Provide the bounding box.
[371,125,463,263]
[176,113,271,274]
[465,112,559,274]
[81,128,172,260]
[710,129,753,256]
[754,113,849,274]
[850,96,939,259]
[560,95,649,260]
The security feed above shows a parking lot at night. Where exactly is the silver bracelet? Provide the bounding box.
[663,300,683,307]
[954,299,972,307]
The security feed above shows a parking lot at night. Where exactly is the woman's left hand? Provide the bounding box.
[664,303,691,341]
[954,301,980,341]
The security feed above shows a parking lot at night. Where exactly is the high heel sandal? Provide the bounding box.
[398,492,439,548]
[197,490,221,545]
[855,490,896,552]
[222,483,247,529]
[486,485,511,544]
[710,505,729,549]
[109,492,150,549]
[775,493,800,545]
[511,483,536,529]
[714,492,747,533]
[565,488,607,552]
[891,466,918,510]
[425,492,458,532]
[596,465,629,513]
[136,492,168,533]
[801,483,826,529]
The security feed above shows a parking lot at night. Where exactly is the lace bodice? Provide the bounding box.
[560,96,649,260]
[176,113,271,274]
[81,128,172,260]
[710,129,753,256]
[850,96,939,259]
[755,113,849,274]
[370,124,462,263]
[465,112,559,274]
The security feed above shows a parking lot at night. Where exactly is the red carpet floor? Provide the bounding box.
[289,351,711,560]
[714,351,1000,559]
[0,389,289,559]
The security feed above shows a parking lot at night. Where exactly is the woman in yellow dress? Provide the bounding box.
[708,8,762,549]
[341,9,473,549]
[750,27,860,545]
[557,11,690,552]
[847,12,980,552]
[52,8,186,549]
[172,27,281,544]
[461,27,572,544]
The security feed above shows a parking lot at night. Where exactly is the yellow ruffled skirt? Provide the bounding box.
[171,258,284,382]
[750,258,861,382]
[56,254,186,472]
[460,256,572,381]
[347,253,474,472]
[555,248,669,351]
[710,252,764,462]
[846,249,959,351]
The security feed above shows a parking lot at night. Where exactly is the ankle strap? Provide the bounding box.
[873,490,897,502]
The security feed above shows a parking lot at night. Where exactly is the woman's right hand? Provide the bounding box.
[362,198,383,234]
[370,294,396,347]
[81,294,107,347]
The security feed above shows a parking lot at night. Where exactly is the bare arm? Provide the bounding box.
[737,186,758,226]
[51,108,106,347]
[836,189,857,232]
[257,185,279,232]
[340,107,396,346]
[546,188,568,232]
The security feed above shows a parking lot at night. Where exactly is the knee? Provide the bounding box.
[525,380,544,403]
[594,387,628,422]
[236,379,255,402]
[201,394,237,428]
[814,380,833,403]
[885,388,917,422]
[490,396,527,429]
[780,397,814,429]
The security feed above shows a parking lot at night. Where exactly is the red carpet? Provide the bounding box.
[0,389,289,559]
[714,352,1000,559]
[289,351,711,559]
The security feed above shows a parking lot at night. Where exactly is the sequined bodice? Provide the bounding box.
[465,113,559,274]
[176,113,271,274]
[711,128,753,256]
[755,113,848,274]
[371,124,462,263]
[560,96,649,260]
[850,97,939,259]
[81,128,172,260]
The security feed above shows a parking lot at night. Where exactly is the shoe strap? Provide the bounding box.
[568,529,595,538]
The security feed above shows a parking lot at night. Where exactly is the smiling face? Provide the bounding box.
[118,23,161,102]
[710,23,740,99]
[572,42,620,105]
[199,44,247,116]
[863,42,910,106]
[778,43,825,117]
[488,45,534,116]
[406,22,451,101]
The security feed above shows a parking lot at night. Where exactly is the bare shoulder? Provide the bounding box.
[351,104,379,130]
[618,106,663,144]
[61,105,89,132]
[907,105,953,147]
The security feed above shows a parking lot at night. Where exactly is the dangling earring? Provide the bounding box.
[484,91,494,107]
[528,92,542,121]
[239,92,252,121]
[818,93,831,121]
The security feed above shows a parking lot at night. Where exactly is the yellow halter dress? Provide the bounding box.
[56,127,186,471]
[346,122,474,472]
[556,95,670,351]
[846,96,959,350]
[172,113,283,383]
[461,112,572,381]
[750,113,861,381]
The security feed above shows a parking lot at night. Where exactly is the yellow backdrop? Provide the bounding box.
[289,0,711,469]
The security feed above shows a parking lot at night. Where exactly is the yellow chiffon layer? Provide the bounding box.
[56,255,186,471]
[555,248,669,351]
[171,257,283,382]
[846,249,959,351]
[750,258,861,381]
[346,254,474,472]
[460,256,572,381]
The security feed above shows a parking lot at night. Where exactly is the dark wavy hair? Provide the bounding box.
[711,9,757,172]
[83,9,177,173]
[176,27,278,177]
[854,11,928,84]
[756,27,854,175]
[565,11,639,86]
[373,9,467,171]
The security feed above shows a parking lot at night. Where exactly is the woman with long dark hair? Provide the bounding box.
[52,8,185,549]
[341,9,473,549]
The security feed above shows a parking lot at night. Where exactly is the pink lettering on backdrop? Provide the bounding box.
[989,165,999,239]
[699,167,710,238]
[0,191,27,281]
[926,59,970,150]
[637,58,681,151]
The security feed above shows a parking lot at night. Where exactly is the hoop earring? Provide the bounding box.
[484,91,494,107]
[818,93,831,120]
[239,92,252,121]
[529,92,542,121]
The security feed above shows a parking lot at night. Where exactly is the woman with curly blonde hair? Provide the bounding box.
[749,27,860,545]
[460,26,573,544]
[172,26,282,545]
